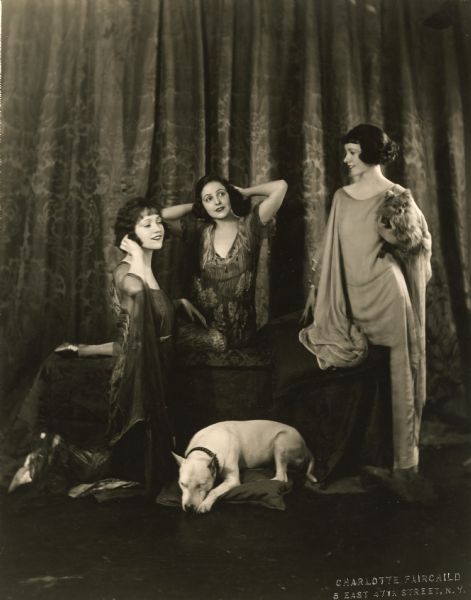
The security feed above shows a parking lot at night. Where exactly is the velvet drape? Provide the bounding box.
[1,0,470,419]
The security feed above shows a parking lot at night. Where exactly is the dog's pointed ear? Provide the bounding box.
[172,451,185,466]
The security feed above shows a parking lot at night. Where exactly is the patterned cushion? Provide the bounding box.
[176,346,271,368]
[176,313,389,401]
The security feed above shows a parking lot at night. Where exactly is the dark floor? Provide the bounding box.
[1,442,470,600]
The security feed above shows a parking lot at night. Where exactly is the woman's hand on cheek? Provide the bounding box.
[120,234,143,257]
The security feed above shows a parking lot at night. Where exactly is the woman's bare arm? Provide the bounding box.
[237,180,288,224]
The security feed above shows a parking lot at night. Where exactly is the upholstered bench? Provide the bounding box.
[31,314,392,483]
[173,314,392,481]
[171,345,273,448]
[255,315,392,481]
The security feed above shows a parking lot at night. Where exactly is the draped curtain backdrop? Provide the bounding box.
[1,0,470,422]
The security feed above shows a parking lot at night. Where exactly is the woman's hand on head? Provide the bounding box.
[233,185,250,198]
[120,234,143,257]
[179,299,208,328]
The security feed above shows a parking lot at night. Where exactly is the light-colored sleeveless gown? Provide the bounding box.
[301,185,431,470]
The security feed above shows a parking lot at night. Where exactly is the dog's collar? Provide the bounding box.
[185,446,220,474]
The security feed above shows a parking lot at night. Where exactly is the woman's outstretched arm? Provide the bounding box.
[55,341,116,357]
[78,342,115,357]
[237,180,288,224]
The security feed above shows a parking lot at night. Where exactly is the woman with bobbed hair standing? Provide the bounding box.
[300,124,433,501]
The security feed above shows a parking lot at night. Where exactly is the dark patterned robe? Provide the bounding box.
[108,264,175,494]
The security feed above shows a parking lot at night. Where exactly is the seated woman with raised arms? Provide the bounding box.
[162,175,288,350]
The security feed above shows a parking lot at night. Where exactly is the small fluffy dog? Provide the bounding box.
[377,188,424,260]
[173,420,317,514]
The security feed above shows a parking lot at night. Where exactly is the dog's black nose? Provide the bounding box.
[184,504,197,514]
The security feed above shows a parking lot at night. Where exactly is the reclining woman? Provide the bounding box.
[163,176,288,351]
[107,197,210,495]
[56,198,206,495]
[300,123,433,502]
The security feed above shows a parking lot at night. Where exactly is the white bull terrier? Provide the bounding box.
[173,419,317,514]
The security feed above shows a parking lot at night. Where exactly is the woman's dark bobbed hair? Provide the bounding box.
[192,173,250,222]
[114,196,167,248]
[341,123,399,165]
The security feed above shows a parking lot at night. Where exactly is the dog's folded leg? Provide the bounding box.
[196,475,240,514]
